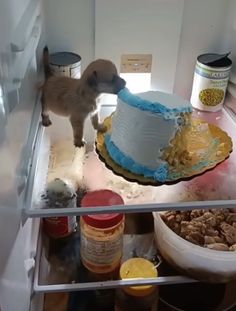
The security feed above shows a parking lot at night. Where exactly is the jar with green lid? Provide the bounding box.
[115,258,159,311]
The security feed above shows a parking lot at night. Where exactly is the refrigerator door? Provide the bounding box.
[0,0,44,310]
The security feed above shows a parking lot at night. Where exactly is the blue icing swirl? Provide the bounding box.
[105,135,169,182]
[118,88,192,120]
[153,163,169,182]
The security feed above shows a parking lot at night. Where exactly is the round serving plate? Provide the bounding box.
[96,114,233,186]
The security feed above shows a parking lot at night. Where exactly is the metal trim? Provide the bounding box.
[27,199,236,218]
[34,276,197,293]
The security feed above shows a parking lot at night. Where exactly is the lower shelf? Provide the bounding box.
[34,221,236,311]
[33,223,197,293]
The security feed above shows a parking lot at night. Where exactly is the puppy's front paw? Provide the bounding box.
[74,139,86,148]
[42,116,52,127]
[97,124,107,133]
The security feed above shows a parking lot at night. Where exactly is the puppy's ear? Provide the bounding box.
[87,71,98,88]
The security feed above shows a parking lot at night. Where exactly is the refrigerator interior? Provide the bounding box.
[1,0,236,311]
[31,109,236,311]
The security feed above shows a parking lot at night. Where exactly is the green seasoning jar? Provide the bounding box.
[115,258,159,311]
[190,53,232,112]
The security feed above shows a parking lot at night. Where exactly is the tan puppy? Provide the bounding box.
[41,47,126,147]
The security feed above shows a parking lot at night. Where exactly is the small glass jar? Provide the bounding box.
[80,189,125,275]
[42,178,77,239]
[115,258,159,311]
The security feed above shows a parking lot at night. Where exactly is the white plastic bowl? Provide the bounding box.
[153,212,236,283]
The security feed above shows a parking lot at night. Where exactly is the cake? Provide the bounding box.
[104,88,193,182]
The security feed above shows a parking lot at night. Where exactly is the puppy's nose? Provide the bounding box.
[120,77,126,89]
[115,77,126,93]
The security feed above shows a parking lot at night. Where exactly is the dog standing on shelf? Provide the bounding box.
[40,46,126,147]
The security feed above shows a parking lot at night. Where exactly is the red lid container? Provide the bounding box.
[81,190,124,229]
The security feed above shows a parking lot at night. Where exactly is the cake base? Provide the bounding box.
[96,114,232,186]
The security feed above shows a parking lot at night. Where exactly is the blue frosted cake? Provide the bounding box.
[104,88,193,182]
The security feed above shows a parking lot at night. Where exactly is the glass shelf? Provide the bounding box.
[34,225,197,294]
[24,108,236,218]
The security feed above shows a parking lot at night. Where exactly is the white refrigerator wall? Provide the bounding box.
[173,0,231,99]
[222,0,236,82]
[43,0,235,97]
[43,0,95,72]
[95,0,185,93]
[41,0,236,145]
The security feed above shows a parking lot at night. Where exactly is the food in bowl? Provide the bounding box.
[153,209,236,282]
[161,209,236,251]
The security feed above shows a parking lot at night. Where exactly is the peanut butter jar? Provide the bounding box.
[80,190,125,275]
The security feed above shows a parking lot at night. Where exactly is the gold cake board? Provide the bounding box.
[96,115,233,186]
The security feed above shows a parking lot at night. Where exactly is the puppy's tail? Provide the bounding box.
[43,46,53,79]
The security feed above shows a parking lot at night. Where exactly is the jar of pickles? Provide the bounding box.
[115,258,159,311]
[80,190,125,275]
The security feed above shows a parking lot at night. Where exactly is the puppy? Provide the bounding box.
[41,46,126,147]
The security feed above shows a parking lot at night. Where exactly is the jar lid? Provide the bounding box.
[120,258,158,297]
[197,53,232,68]
[50,52,81,66]
[81,190,124,228]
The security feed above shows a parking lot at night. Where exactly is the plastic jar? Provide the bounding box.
[115,258,159,311]
[190,53,232,112]
[42,178,77,239]
[80,190,125,275]
[43,216,77,239]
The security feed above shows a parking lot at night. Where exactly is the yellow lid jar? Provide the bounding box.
[115,258,159,311]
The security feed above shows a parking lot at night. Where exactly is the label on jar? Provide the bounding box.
[43,216,77,238]
[190,62,231,112]
[80,232,123,266]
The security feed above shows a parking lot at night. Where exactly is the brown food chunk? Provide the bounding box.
[162,208,235,251]
[206,243,229,251]
[220,223,236,245]
[204,236,216,245]
[226,213,236,224]
[185,232,204,246]
[229,244,236,251]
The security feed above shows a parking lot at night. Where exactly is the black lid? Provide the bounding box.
[50,52,81,66]
[197,53,232,68]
